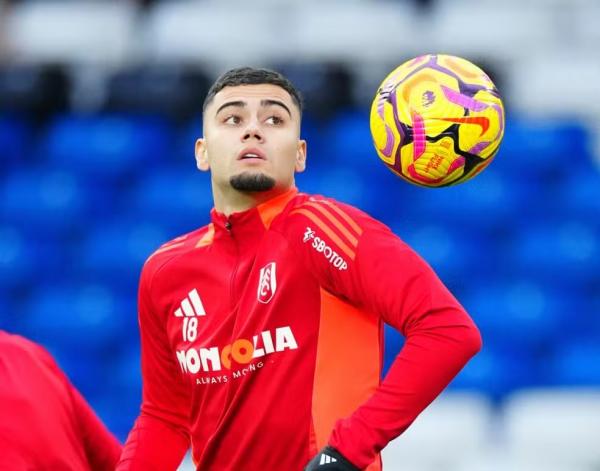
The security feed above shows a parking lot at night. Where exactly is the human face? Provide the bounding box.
[195,84,307,194]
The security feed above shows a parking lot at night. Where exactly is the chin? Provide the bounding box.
[230,172,276,192]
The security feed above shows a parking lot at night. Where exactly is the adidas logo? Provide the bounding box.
[174,289,206,317]
[319,453,338,466]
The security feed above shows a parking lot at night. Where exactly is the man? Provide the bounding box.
[0,330,122,470]
[118,67,482,471]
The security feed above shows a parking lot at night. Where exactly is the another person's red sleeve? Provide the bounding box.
[67,383,122,468]
[117,261,191,471]
[30,341,122,469]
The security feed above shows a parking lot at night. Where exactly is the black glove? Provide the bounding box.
[304,446,360,470]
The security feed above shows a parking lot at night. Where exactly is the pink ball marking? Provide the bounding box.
[441,85,488,112]
[411,111,426,160]
[469,141,491,155]
[379,125,396,158]
[447,156,466,174]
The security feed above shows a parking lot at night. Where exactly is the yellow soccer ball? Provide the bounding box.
[370,54,505,187]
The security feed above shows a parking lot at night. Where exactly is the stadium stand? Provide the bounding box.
[0,1,598,469]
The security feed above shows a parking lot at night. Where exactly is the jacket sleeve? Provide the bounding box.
[286,198,482,469]
[117,261,191,471]
[68,385,123,469]
[32,341,123,470]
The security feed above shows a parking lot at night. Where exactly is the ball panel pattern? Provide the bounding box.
[370,54,505,187]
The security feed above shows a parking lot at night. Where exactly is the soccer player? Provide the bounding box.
[0,329,122,469]
[118,67,482,471]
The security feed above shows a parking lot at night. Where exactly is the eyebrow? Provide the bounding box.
[215,99,292,118]
[215,100,246,116]
[260,99,292,117]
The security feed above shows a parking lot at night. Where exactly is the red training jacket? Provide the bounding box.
[118,188,481,470]
[0,331,122,470]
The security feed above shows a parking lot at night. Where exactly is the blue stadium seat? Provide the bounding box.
[0,225,63,289]
[0,168,88,235]
[104,65,211,122]
[111,343,141,398]
[126,166,213,230]
[88,389,138,442]
[558,289,600,343]
[550,340,600,386]
[0,295,9,328]
[397,223,490,282]
[402,167,527,230]
[17,284,128,350]
[108,344,142,439]
[39,114,173,179]
[587,293,600,336]
[297,165,375,210]
[0,115,31,166]
[558,167,600,221]
[461,279,573,351]
[300,113,326,166]
[507,220,600,285]
[322,110,375,169]
[272,62,356,119]
[46,347,106,402]
[172,115,202,163]
[497,120,591,178]
[15,284,135,399]
[0,65,70,119]
[382,324,404,376]
[449,345,538,398]
[13,283,130,396]
[0,226,33,290]
[72,340,142,440]
[76,220,170,286]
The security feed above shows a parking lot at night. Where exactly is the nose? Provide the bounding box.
[241,120,264,143]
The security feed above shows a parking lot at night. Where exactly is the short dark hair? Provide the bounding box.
[202,67,303,114]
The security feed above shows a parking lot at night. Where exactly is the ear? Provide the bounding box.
[195,138,210,171]
[295,139,307,173]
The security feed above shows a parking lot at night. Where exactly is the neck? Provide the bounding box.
[212,182,294,216]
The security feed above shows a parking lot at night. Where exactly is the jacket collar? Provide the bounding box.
[210,187,298,238]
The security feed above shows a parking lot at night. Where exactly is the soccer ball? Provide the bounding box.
[370,54,505,187]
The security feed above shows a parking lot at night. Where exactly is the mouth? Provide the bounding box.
[237,148,266,161]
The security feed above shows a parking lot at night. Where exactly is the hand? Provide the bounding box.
[304,446,360,470]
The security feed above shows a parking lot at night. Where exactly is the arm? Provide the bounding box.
[68,386,122,469]
[117,262,191,471]
[28,340,122,470]
[328,222,482,468]
[290,198,481,469]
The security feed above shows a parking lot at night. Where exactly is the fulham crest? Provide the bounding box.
[257,262,277,304]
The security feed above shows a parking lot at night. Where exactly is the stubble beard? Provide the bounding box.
[229,172,276,192]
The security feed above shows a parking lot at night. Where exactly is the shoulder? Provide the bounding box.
[0,331,59,372]
[285,193,382,229]
[278,193,388,251]
[141,224,215,283]
[0,330,40,356]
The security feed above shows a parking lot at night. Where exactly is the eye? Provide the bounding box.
[266,115,284,125]
[224,115,241,125]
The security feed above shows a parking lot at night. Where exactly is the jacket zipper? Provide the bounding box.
[226,219,239,312]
